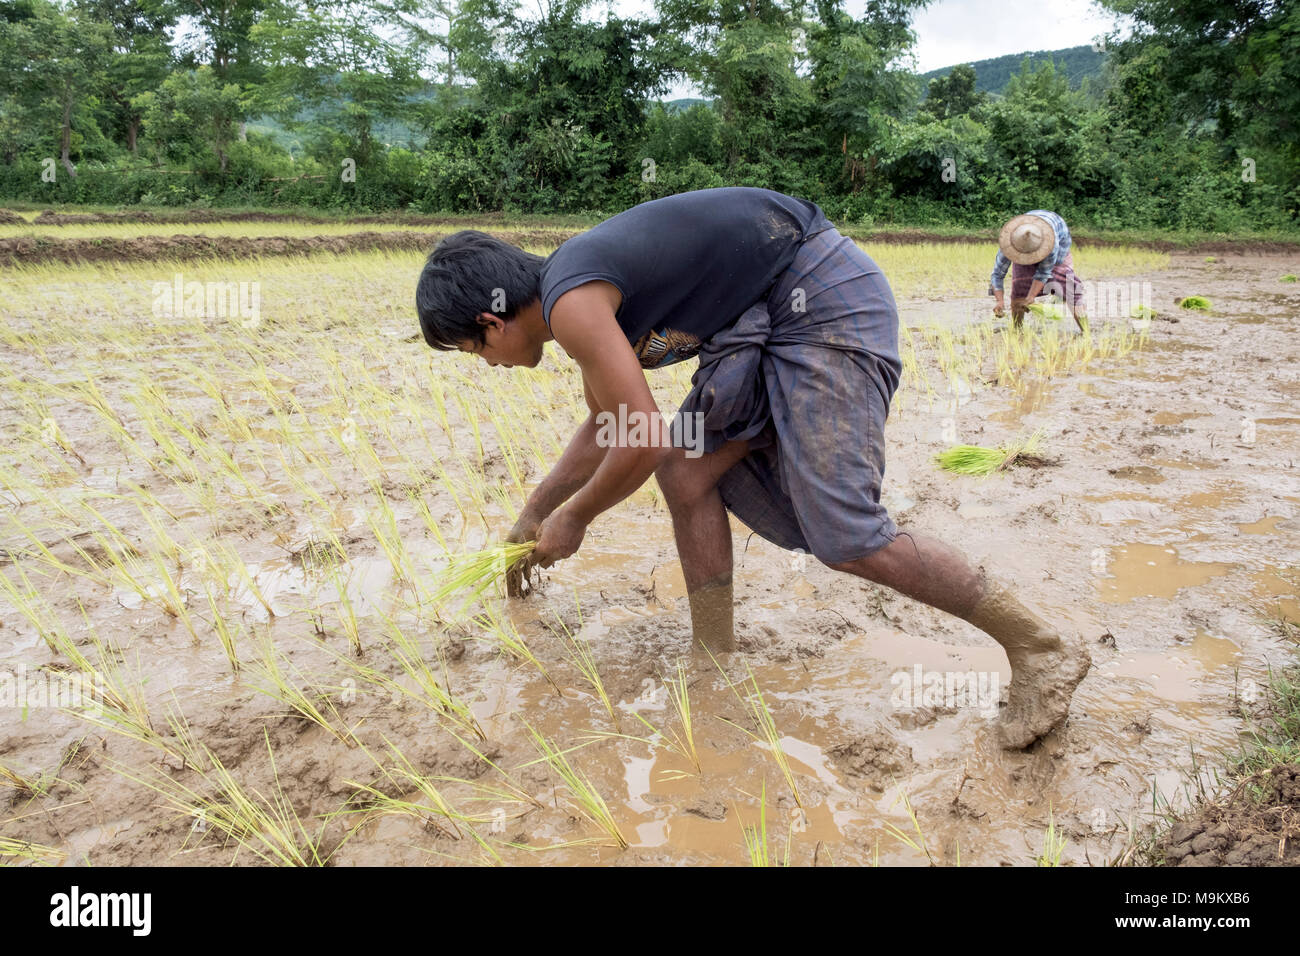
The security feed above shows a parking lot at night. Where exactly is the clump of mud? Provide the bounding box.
[1157,764,1300,866]
[0,209,25,225]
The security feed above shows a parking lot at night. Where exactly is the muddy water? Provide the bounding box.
[2,249,1298,867]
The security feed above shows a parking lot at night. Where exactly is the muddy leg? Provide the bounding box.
[827,532,1091,749]
[656,440,752,657]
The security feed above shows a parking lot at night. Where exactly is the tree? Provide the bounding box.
[809,0,926,191]
[0,0,111,177]
[74,0,177,153]
[920,63,985,120]
[134,65,245,173]
[252,0,424,167]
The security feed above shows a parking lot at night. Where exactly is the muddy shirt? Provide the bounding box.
[538,187,833,369]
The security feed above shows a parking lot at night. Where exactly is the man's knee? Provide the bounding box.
[655,451,713,510]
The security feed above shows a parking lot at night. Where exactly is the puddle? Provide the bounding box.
[1098,543,1232,603]
[1251,568,1300,623]
[1238,516,1285,535]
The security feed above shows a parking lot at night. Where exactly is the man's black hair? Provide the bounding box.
[415,230,545,350]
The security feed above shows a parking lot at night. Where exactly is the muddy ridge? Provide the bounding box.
[1156,763,1300,866]
[0,228,580,265]
[5,207,1297,254]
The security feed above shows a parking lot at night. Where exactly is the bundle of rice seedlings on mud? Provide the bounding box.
[1176,295,1211,311]
[1281,274,1297,283]
[935,430,1052,477]
[1130,304,1159,322]
[431,541,536,613]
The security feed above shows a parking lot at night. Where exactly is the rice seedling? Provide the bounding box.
[738,782,787,867]
[935,429,1050,477]
[1036,804,1068,866]
[1130,304,1158,322]
[471,605,561,695]
[883,789,936,865]
[661,660,702,775]
[1282,274,1298,283]
[0,759,47,795]
[594,659,704,778]
[1027,301,1066,322]
[549,613,616,721]
[0,836,66,865]
[246,637,361,747]
[341,736,502,860]
[114,728,345,866]
[430,540,536,618]
[712,655,803,809]
[520,720,628,850]
[338,611,487,741]
[1177,295,1211,311]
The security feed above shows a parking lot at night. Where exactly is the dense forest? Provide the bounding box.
[0,0,1296,232]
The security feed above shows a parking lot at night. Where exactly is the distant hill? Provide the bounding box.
[919,45,1107,96]
[662,97,710,112]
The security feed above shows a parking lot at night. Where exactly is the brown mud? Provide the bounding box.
[0,228,579,265]
[1,248,1298,866]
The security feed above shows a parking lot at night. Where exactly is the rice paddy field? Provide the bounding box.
[1,211,1298,866]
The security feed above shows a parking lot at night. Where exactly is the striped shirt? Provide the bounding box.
[989,210,1071,291]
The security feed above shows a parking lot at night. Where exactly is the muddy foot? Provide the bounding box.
[997,637,1092,750]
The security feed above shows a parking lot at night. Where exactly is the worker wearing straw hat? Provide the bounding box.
[990,210,1088,331]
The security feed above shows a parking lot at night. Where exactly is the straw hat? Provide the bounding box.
[998,213,1055,264]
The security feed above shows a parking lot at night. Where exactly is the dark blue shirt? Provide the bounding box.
[538,187,833,368]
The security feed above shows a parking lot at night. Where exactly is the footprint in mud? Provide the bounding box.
[827,729,914,793]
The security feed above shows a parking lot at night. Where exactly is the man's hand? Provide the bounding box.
[532,507,588,569]
[505,507,546,597]
[993,290,1006,317]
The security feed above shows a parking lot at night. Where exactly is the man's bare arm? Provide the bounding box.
[518,378,606,521]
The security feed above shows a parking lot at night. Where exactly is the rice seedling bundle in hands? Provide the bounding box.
[1027,302,1066,322]
[431,541,536,613]
[1176,295,1211,311]
[935,430,1051,477]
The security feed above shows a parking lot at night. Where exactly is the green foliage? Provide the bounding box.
[0,0,1295,230]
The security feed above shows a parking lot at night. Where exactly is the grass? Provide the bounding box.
[738,782,792,867]
[114,727,347,866]
[520,721,628,850]
[935,429,1049,476]
[1036,804,1068,866]
[0,835,66,865]
[713,655,804,810]
[883,789,936,865]
[1122,654,1300,866]
[1177,295,1212,311]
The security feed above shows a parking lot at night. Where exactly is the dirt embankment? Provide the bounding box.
[18,208,511,228]
[5,207,1298,255]
[0,228,581,265]
[1156,764,1300,866]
